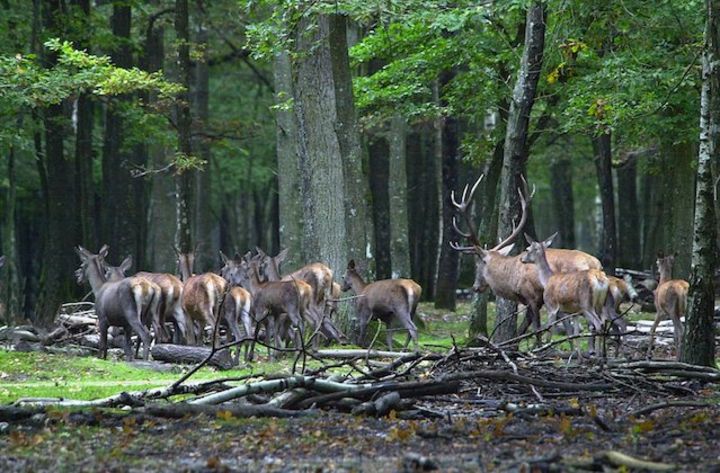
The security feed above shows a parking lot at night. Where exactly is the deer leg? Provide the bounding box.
[672,313,684,358]
[125,310,152,360]
[647,310,664,357]
[123,325,134,361]
[98,318,109,360]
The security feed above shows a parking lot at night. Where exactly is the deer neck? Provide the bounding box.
[533,250,554,287]
[179,260,193,282]
[265,259,282,281]
[658,267,673,285]
[85,259,108,296]
[247,265,266,294]
[348,272,367,294]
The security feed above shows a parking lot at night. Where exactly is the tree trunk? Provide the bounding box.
[368,136,391,280]
[3,141,20,324]
[273,50,304,270]
[329,14,372,267]
[616,159,640,268]
[193,21,216,272]
[592,131,617,275]
[174,0,194,254]
[494,1,546,342]
[681,0,718,367]
[549,156,575,249]
[102,3,138,262]
[388,116,411,278]
[435,71,460,310]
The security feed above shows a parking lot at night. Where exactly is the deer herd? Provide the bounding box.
[71,175,691,364]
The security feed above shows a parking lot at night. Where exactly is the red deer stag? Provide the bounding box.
[75,246,158,360]
[174,247,227,345]
[451,175,602,345]
[648,253,689,356]
[521,235,612,354]
[255,248,345,345]
[221,254,306,360]
[341,259,422,350]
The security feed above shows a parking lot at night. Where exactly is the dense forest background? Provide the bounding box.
[0,0,709,336]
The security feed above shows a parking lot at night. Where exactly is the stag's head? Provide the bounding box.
[74,244,110,284]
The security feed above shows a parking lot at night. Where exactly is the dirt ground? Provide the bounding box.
[1,389,719,472]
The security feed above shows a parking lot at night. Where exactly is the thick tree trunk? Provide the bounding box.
[616,159,640,268]
[329,14,372,267]
[174,0,194,253]
[494,1,546,342]
[435,71,461,310]
[102,3,138,262]
[193,22,216,272]
[388,116,411,278]
[273,50,304,270]
[681,0,718,367]
[592,131,617,275]
[3,142,20,324]
[368,136,391,280]
[549,156,575,249]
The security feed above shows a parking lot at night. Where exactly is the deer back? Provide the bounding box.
[543,269,609,314]
[182,272,227,323]
[655,279,689,315]
[283,262,333,305]
[358,278,421,315]
[137,272,183,309]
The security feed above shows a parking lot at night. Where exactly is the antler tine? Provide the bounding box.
[492,175,535,251]
[450,241,478,253]
[452,216,472,238]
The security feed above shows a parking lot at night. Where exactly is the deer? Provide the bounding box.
[220,254,306,360]
[255,248,345,346]
[648,252,689,356]
[174,247,228,346]
[341,259,422,350]
[451,175,602,346]
[135,271,187,344]
[520,235,613,355]
[75,245,158,361]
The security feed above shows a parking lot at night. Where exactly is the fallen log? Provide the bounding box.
[313,349,421,359]
[55,313,97,329]
[151,343,234,370]
[142,403,314,419]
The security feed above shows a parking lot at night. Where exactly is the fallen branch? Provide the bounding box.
[142,402,314,419]
[624,401,716,419]
[601,451,675,471]
[151,344,235,370]
[441,370,614,392]
[314,349,420,359]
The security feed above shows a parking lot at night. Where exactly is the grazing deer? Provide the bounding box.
[75,246,157,361]
[221,255,305,360]
[174,247,227,345]
[341,259,422,350]
[135,271,188,344]
[451,175,601,345]
[648,253,689,355]
[521,235,612,354]
[255,248,345,345]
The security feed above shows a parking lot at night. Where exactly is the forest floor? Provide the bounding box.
[1,302,719,472]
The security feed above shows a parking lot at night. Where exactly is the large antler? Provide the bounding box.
[492,175,536,251]
[450,174,484,253]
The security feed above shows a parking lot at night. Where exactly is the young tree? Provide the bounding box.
[493,0,546,342]
[681,0,718,367]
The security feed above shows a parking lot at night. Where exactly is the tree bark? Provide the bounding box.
[175,0,194,253]
[592,131,617,275]
[616,159,640,268]
[435,70,461,310]
[273,50,304,270]
[494,1,546,342]
[368,136,391,279]
[549,156,575,249]
[681,0,718,367]
[388,116,411,278]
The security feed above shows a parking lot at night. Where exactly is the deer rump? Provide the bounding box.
[543,269,609,325]
[358,279,421,329]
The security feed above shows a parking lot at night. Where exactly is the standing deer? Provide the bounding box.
[521,235,612,354]
[221,254,305,360]
[341,259,422,350]
[75,246,157,361]
[648,253,689,356]
[174,247,227,345]
[255,248,345,345]
[135,271,187,344]
[217,251,255,361]
[451,175,602,345]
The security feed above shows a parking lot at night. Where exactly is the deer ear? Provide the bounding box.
[277,248,289,262]
[120,255,133,273]
[219,251,230,265]
[75,246,88,259]
[524,233,535,245]
[255,247,266,257]
[348,259,356,270]
[543,232,558,248]
[496,244,515,257]
[98,244,110,259]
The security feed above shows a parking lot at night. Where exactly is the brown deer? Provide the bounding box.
[135,271,187,344]
[648,253,689,355]
[255,248,345,345]
[520,235,612,354]
[451,175,601,345]
[174,247,227,345]
[341,259,422,350]
[255,247,334,316]
[221,280,254,361]
[221,254,305,360]
[75,246,158,361]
